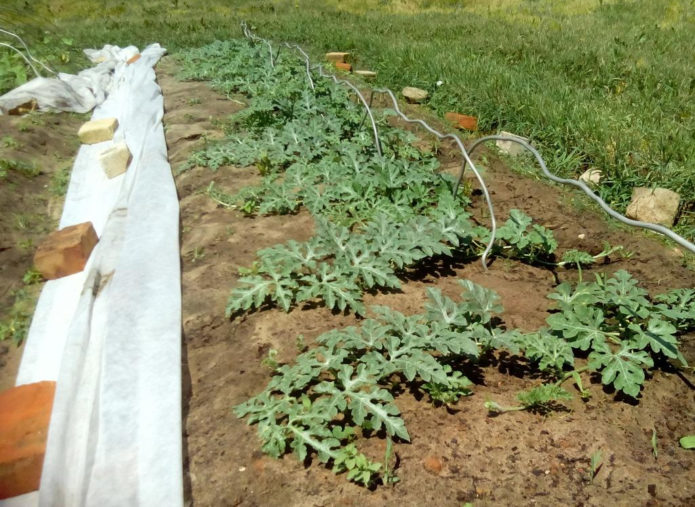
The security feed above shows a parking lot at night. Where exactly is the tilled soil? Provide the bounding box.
[160,56,695,507]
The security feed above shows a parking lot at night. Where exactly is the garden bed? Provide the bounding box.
[158,41,695,506]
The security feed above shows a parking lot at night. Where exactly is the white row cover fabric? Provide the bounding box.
[0,45,139,114]
[8,44,183,507]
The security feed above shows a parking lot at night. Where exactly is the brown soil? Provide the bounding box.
[167,56,692,506]
[0,111,83,391]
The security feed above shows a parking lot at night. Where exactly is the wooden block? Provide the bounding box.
[0,381,56,499]
[34,222,99,280]
[335,62,352,72]
[99,141,131,179]
[77,117,118,145]
[126,53,141,65]
[325,52,349,63]
[444,112,478,131]
[355,70,376,79]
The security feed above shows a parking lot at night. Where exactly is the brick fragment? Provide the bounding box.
[0,381,56,499]
[335,62,352,72]
[77,117,118,144]
[99,141,131,179]
[444,112,478,131]
[422,456,443,474]
[34,222,99,280]
[126,53,141,65]
[325,52,350,63]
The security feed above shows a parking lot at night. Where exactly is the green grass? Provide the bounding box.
[49,166,71,196]
[0,158,40,179]
[3,0,694,238]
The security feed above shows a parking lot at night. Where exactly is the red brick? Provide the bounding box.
[34,222,99,280]
[0,381,56,499]
[445,112,478,131]
[335,62,352,72]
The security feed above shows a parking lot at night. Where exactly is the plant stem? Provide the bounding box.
[383,436,397,484]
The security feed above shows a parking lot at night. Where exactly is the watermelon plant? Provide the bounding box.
[237,275,694,485]
[235,280,514,485]
[176,37,695,487]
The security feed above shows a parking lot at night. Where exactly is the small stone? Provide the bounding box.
[422,455,443,474]
[444,112,478,131]
[325,52,350,63]
[402,87,428,104]
[251,459,265,474]
[355,70,376,79]
[99,141,131,179]
[335,62,352,72]
[578,233,586,240]
[496,131,528,156]
[625,187,680,226]
[475,487,489,497]
[579,168,602,186]
[78,117,118,144]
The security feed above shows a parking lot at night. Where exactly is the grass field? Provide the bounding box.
[2,0,694,238]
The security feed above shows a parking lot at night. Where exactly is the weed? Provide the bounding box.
[188,246,206,262]
[22,268,43,285]
[588,450,603,483]
[1,136,19,149]
[17,238,34,252]
[0,159,40,179]
[49,166,71,196]
[260,348,279,370]
[295,334,307,353]
[0,312,30,345]
[0,287,40,345]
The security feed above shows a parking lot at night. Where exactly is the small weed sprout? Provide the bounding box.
[260,348,278,371]
[588,450,603,483]
[680,435,695,449]
[2,136,19,148]
[22,268,43,285]
[188,246,205,263]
